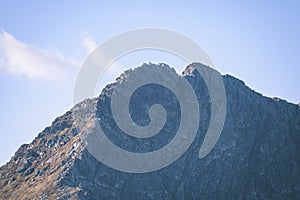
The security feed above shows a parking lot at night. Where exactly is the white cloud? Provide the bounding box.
[81,36,124,75]
[0,30,79,80]
[82,37,97,55]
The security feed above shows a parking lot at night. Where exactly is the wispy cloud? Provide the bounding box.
[0,30,79,80]
[82,37,97,55]
[81,36,124,75]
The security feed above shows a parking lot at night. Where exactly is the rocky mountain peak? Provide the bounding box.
[0,63,299,199]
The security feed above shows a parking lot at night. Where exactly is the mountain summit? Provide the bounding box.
[0,63,299,199]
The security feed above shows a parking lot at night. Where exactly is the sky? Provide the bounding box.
[0,0,299,165]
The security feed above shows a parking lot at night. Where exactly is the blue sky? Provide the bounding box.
[0,0,299,165]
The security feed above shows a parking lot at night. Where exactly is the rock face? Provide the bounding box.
[0,63,299,199]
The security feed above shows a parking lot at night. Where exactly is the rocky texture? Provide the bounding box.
[0,63,299,199]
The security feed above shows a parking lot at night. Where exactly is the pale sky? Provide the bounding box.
[0,0,299,165]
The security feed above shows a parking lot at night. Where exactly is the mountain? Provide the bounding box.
[0,63,299,199]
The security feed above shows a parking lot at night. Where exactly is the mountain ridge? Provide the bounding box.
[0,63,299,199]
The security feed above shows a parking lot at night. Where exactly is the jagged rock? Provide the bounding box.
[0,63,299,199]
[23,168,34,176]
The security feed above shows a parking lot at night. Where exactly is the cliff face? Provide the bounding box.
[0,63,299,200]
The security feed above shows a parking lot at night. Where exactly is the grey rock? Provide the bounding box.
[0,63,299,200]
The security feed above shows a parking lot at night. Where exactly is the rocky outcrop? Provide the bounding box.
[0,63,299,199]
